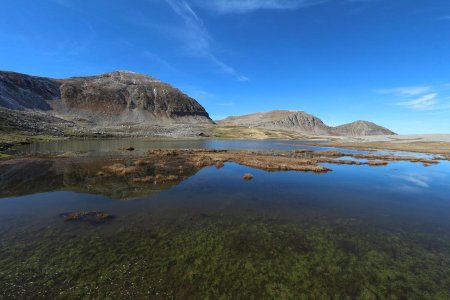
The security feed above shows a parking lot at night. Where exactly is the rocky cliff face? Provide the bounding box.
[59,71,211,122]
[219,110,332,135]
[0,71,61,110]
[0,70,211,124]
[218,110,395,136]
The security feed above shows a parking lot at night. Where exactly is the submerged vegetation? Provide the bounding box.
[63,211,112,224]
[0,153,12,159]
[0,214,449,299]
[0,144,449,298]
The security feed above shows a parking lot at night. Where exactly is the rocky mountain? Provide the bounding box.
[218,110,395,136]
[0,71,60,110]
[0,70,395,137]
[333,120,395,136]
[0,70,212,124]
[219,110,332,135]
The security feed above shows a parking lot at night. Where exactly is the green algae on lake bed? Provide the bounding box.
[0,216,449,299]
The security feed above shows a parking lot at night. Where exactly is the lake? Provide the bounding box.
[1,139,449,298]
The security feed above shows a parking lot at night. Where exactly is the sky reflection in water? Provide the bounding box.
[0,141,449,298]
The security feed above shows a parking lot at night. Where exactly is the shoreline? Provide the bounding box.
[308,140,450,156]
[2,127,450,158]
[1,147,444,169]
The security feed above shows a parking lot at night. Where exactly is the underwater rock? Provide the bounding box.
[243,173,254,180]
[63,211,113,224]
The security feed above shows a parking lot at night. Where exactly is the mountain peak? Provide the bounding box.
[0,70,211,124]
[334,120,395,136]
[218,110,331,135]
[218,110,395,136]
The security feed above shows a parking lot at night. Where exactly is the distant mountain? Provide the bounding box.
[0,70,211,124]
[219,110,332,135]
[333,120,395,136]
[218,110,395,136]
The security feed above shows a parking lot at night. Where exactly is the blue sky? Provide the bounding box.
[1,0,450,133]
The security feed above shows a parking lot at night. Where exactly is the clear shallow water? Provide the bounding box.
[15,138,432,157]
[15,139,339,158]
[1,140,450,298]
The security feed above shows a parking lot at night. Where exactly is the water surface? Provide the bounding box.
[1,140,449,298]
[16,138,423,156]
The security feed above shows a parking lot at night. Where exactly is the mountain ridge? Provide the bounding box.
[0,70,212,125]
[218,110,395,136]
[0,70,395,137]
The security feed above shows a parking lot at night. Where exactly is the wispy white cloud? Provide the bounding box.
[396,93,438,110]
[191,0,325,13]
[378,84,450,112]
[377,86,432,96]
[190,0,379,14]
[164,0,248,81]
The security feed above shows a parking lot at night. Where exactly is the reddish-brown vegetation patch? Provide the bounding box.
[366,160,389,166]
[316,158,362,165]
[311,151,440,165]
[63,211,112,224]
[133,159,148,166]
[292,149,314,154]
[313,150,346,158]
[243,173,254,180]
[102,163,138,176]
[132,176,154,183]
[155,174,180,182]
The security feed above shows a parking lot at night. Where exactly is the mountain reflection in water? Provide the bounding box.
[0,157,199,199]
[0,146,450,298]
